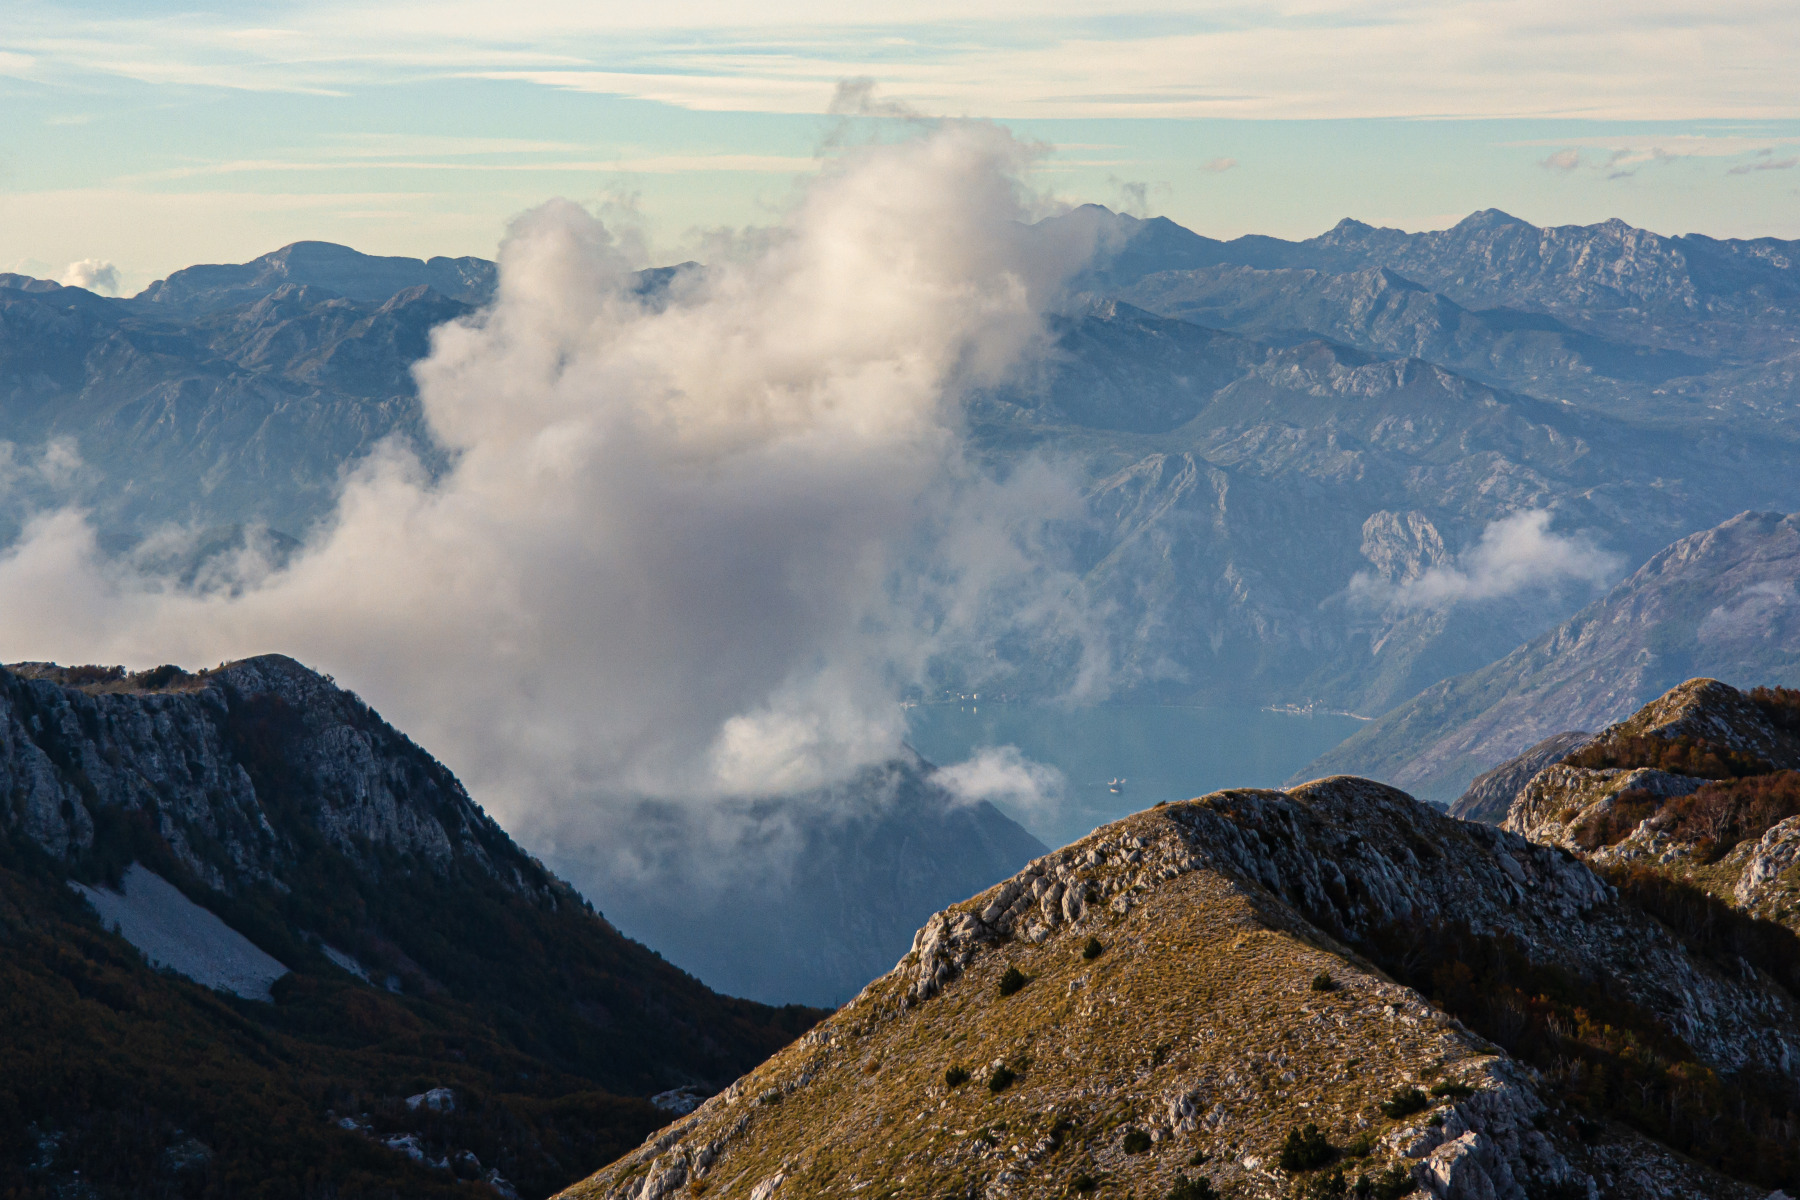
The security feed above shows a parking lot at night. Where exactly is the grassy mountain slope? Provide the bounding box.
[563,777,1800,1200]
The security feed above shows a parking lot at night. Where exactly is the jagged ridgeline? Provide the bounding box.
[566,777,1800,1200]
[0,655,819,1200]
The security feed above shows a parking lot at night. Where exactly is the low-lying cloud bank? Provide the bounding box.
[0,121,1103,858]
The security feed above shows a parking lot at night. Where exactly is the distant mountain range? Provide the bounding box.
[5,207,1800,1006]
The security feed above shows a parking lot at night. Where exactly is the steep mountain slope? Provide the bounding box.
[564,777,1800,1200]
[0,655,818,1198]
[983,300,1799,715]
[1303,511,1800,800]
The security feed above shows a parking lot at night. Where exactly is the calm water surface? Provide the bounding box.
[905,703,1368,847]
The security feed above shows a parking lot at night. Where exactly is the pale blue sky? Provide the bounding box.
[3,0,1798,291]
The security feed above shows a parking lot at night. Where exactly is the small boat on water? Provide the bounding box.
[1107,778,1125,794]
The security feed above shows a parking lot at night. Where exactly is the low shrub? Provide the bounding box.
[1301,1170,1348,1198]
[1751,686,1800,735]
[1341,1131,1376,1158]
[945,1065,970,1088]
[1122,1128,1152,1154]
[1654,770,1800,861]
[1564,733,1770,780]
[1072,1174,1098,1194]
[1167,1172,1218,1200]
[1311,971,1337,992]
[1379,1088,1428,1119]
[1082,937,1105,960]
[1278,1122,1334,1171]
[999,967,1028,996]
[988,1064,1016,1093]
[1429,1082,1474,1101]
[1357,1164,1415,1199]
[1568,788,1661,850]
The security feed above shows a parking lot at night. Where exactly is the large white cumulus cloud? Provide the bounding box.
[0,122,1098,840]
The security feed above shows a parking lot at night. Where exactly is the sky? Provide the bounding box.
[3,0,1799,293]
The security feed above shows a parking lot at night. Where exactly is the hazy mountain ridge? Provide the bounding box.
[134,241,499,314]
[989,298,1798,714]
[565,775,1800,1199]
[0,654,819,1197]
[563,754,1048,1007]
[1303,511,1800,800]
[9,214,1800,722]
[0,269,455,539]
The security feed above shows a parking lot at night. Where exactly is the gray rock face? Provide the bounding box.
[0,656,521,894]
[1737,816,1800,907]
[70,862,290,999]
[1502,765,1708,852]
[1450,731,1593,824]
[1305,511,1800,800]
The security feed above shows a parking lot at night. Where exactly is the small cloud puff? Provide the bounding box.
[59,259,120,295]
[1350,509,1622,611]
[930,745,1065,820]
[1541,148,1581,171]
[1202,157,1237,173]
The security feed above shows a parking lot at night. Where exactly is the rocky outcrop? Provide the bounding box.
[1,656,528,897]
[1502,765,1708,852]
[1736,816,1800,909]
[562,777,1796,1200]
[1450,730,1592,824]
[1491,679,1800,946]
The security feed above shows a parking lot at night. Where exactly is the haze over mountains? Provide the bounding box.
[4,152,1800,1005]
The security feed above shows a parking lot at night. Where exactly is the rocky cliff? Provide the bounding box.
[562,775,1800,1200]
[0,655,818,1199]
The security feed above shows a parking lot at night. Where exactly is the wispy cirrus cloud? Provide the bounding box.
[1729,149,1800,174]
[7,1,1800,120]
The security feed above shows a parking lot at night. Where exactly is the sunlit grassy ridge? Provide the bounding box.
[566,780,1774,1199]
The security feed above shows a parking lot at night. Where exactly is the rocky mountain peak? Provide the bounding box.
[1451,209,1529,233]
[1593,676,1800,769]
[1497,677,1800,940]
[134,240,498,314]
[0,653,823,1197]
